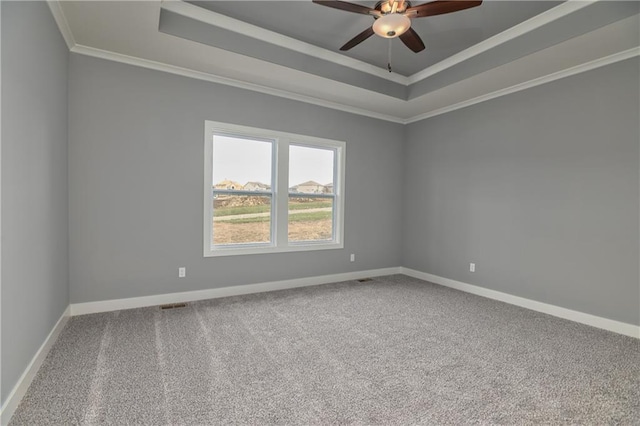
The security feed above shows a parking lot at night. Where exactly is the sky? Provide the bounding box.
[212,135,334,187]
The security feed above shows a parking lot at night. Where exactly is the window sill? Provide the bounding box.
[204,242,344,257]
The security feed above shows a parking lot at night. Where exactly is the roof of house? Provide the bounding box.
[214,180,243,188]
[296,180,323,187]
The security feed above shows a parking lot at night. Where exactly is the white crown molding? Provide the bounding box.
[406,0,597,84]
[70,267,403,315]
[160,0,409,85]
[52,1,636,124]
[0,306,71,426]
[70,44,405,124]
[70,43,639,126]
[46,0,76,50]
[404,46,640,124]
[401,268,639,339]
[162,0,600,86]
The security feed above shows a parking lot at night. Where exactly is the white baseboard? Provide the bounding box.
[2,267,636,425]
[0,306,71,426]
[401,267,639,339]
[70,267,402,316]
[70,267,640,338]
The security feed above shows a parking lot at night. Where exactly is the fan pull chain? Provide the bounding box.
[387,39,392,73]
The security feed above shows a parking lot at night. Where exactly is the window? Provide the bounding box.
[204,121,345,257]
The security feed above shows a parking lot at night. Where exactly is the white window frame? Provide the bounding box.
[203,121,345,257]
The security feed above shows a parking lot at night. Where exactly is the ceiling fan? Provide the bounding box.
[312,0,483,53]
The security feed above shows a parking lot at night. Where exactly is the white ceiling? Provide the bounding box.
[51,0,640,123]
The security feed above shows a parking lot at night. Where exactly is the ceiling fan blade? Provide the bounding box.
[399,27,426,53]
[312,1,380,16]
[340,26,375,51]
[406,1,482,18]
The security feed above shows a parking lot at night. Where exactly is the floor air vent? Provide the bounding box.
[357,278,373,282]
[160,303,188,310]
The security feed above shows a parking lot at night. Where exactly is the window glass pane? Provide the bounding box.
[213,134,272,191]
[213,195,271,246]
[289,145,334,194]
[288,196,333,242]
[205,121,344,256]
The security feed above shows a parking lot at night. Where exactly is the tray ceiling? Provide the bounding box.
[53,1,640,122]
[187,1,560,77]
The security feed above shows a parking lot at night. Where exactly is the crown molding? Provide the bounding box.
[161,0,601,87]
[52,1,637,125]
[70,44,406,124]
[70,43,639,126]
[406,0,597,84]
[46,0,75,50]
[404,46,640,124]
[160,0,409,85]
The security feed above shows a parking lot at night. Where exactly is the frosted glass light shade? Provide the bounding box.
[372,14,411,38]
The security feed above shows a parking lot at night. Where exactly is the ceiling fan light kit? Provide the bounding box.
[372,13,411,38]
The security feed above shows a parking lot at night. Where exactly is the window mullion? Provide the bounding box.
[204,130,214,254]
[275,138,289,247]
[335,146,345,245]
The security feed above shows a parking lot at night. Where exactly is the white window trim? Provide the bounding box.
[203,121,346,257]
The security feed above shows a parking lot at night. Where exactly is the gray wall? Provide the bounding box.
[1,2,69,404]
[2,7,637,409]
[68,54,404,303]
[403,58,640,325]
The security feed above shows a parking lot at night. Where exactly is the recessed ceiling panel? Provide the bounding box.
[55,0,639,122]
[159,9,408,99]
[409,0,640,98]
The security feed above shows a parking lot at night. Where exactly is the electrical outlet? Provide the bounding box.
[178,267,186,278]
[350,254,355,262]
[469,263,475,273]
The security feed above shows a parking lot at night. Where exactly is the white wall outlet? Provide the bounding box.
[178,267,186,278]
[350,254,355,262]
[469,263,476,272]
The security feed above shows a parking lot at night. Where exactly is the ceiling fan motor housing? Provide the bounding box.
[375,1,412,14]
